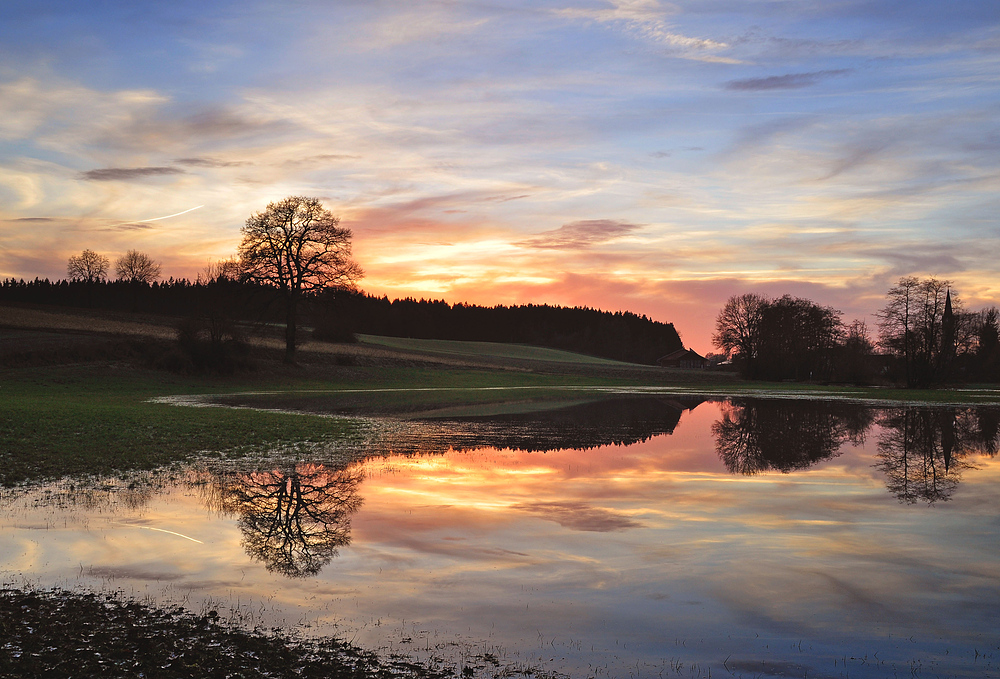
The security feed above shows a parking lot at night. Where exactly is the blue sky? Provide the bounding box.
[2,0,998,349]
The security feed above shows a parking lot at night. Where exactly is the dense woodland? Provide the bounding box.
[0,277,684,365]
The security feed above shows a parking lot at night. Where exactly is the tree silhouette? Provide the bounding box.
[713,294,844,380]
[239,196,363,363]
[210,463,363,577]
[755,296,842,381]
[713,293,767,377]
[878,277,958,387]
[115,249,161,284]
[67,249,109,283]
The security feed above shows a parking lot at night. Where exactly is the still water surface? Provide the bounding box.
[2,395,999,678]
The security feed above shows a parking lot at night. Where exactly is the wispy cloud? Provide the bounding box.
[175,157,252,168]
[518,220,641,249]
[80,166,185,181]
[725,70,853,91]
[870,246,967,276]
[109,222,157,231]
[554,0,737,63]
[282,153,361,167]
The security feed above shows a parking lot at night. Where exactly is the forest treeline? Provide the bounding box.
[0,277,683,365]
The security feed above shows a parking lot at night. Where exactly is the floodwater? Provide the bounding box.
[2,394,999,678]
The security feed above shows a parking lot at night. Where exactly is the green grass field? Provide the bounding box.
[0,365,360,485]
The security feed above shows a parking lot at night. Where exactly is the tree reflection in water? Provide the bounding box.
[712,398,999,504]
[209,463,363,577]
[875,407,999,504]
[712,399,873,475]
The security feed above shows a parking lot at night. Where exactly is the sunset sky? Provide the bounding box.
[2,1,998,351]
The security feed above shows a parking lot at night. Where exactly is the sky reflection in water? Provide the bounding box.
[2,397,999,678]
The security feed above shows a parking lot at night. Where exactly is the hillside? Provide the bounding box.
[0,280,685,365]
[0,302,731,384]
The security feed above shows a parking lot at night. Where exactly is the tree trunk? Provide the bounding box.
[285,294,297,364]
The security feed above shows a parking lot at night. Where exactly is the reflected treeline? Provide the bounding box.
[876,407,999,504]
[373,396,708,455]
[713,400,874,474]
[204,463,363,577]
[715,399,1000,504]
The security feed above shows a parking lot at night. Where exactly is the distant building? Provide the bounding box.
[657,348,708,369]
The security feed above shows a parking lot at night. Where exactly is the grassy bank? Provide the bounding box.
[0,359,646,486]
[0,365,358,485]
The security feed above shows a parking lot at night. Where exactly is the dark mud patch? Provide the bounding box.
[1,587,382,678]
[0,587,537,679]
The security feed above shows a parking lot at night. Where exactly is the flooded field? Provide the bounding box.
[3,393,999,678]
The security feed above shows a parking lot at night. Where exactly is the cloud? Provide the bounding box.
[814,142,890,181]
[512,501,642,532]
[178,108,271,139]
[870,247,966,276]
[351,7,491,50]
[725,70,853,91]
[650,147,703,159]
[0,77,166,141]
[107,223,156,231]
[553,0,737,63]
[282,153,361,167]
[10,217,55,222]
[65,104,295,155]
[175,157,252,168]
[80,166,185,181]
[518,220,641,249]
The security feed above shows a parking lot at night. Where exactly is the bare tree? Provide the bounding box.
[198,257,240,284]
[115,249,162,284]
[878,277,957,386]
[67,249,109,283]
[239,196,363,363]
[712,293,768,377]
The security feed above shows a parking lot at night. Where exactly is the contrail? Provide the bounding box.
[109,204,204,228]
[111,521,204,543]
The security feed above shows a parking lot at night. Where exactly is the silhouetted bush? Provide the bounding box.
[311,307,357,344]
[173,317,251,374]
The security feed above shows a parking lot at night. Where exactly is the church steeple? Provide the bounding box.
[941,287,956,366]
